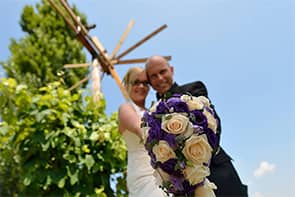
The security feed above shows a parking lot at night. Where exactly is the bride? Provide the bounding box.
[118,66,165,197]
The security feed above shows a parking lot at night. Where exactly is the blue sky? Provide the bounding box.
[0,0,294,196]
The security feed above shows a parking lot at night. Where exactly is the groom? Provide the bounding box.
[145,55,248,197]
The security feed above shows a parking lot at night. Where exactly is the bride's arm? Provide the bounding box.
[118,103,143,140]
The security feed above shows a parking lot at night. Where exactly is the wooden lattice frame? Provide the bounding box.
[48,0,171,101]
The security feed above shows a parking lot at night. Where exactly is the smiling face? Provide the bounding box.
[124,67,150,107]
[145,56,174,95]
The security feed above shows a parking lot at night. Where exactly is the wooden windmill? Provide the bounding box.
[48,0,171,102]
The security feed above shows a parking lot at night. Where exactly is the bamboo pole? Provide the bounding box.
[112,56,172,65]
[69,75,90,91]
[115,24,168,60]
[48,0,77,32]
[92,38,129,100]
[59,0,107,57]
[109,19,135,60]
[59,0,129,100]
[64,63,91,68]
[48,0,97,57]
[49,0,168,102]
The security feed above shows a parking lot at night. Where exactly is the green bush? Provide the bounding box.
[0,78,127,196]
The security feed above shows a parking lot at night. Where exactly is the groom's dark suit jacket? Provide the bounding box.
[156,82,248,197]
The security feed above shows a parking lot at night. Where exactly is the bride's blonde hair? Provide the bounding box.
[122,66,144,93]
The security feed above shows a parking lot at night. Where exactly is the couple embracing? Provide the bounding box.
[118,55,248,197]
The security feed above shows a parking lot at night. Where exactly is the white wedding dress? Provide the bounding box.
[122,102,166,197]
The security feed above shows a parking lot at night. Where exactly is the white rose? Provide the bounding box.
[181,95,204,110]
[203,109,217,133]
[161,113,189,135]
[183,164,210,185]
[197,96,211,108]
[152,140,176,163]
[194,178,217,197]
[182,134,212,165]
[183,122,194,139]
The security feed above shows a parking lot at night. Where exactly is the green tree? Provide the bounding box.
[0,0,127,196]
[1,0,88,89]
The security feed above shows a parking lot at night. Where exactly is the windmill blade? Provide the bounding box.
[69,75,90,91]
[109,19,135,60]
[112,55,172,65]
[64,63,91,68]
[115,24,168,60]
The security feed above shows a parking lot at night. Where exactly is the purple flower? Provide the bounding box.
[159,159,182,177]
[143,112,161,128]
[192,125,204,134]
[170,176,184,191]
[155,101,169,113]
[163,133,177,149]
[145,127,162,151]
[179,161,186,169]
[143,114,163,149]
[183,180,205,195]
[205,106,214,115]
[166,97,189,113]
[190,110,208,128]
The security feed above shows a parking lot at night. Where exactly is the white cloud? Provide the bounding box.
[253,192,264,197]
[254,161,276,178]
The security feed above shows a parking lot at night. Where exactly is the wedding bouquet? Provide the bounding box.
[142,94,219,196]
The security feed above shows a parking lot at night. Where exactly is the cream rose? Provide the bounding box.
[197,96,211,108]
[183,122,194,139]
[203,109,217,133]
[161,113,189,135]
[183,164,210,185]
[194,178,217,197]
[181,95,204,110]
[152,140,176,163]
[182,134,212,164]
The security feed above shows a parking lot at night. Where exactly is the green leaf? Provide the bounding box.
[84,154,95,171]
[41,141,50,151]
[23,177,31,186]
[58,176,67,188]
[63,153,77,163]
[66,166,79,185]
